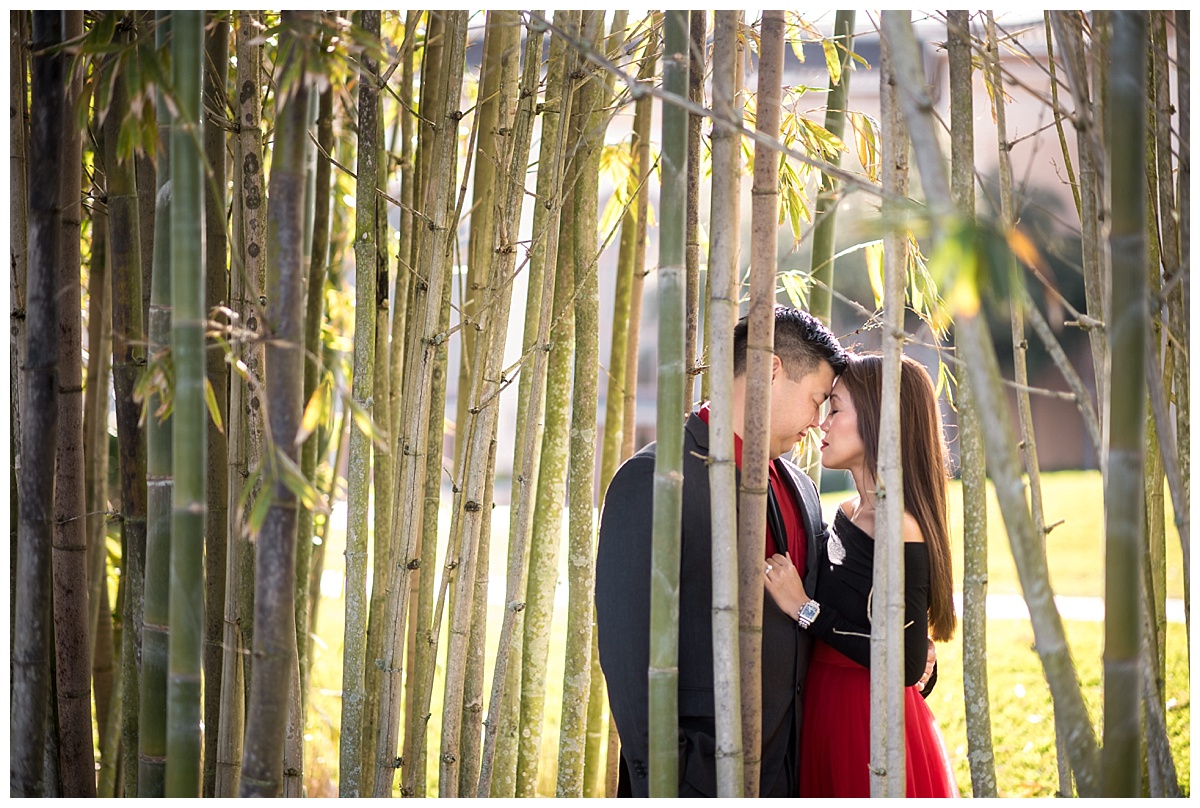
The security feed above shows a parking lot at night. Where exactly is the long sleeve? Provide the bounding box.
[806,542,932,687]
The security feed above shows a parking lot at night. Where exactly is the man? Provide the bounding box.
[595,306,848,797]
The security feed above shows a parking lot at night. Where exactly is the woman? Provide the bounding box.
[763,353,958,797]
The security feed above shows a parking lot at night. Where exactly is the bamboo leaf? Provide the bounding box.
[822,38,842,86]
[204,376,224,434]
[247,475,273,537]
[864,240,885,308]
[276,450,328,513]
[295,373,332,447]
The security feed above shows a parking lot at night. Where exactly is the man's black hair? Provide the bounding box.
[732,306,849,379]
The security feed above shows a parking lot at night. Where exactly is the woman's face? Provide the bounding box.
[818,381,864,471]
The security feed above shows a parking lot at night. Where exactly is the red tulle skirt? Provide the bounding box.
[799,640,958,798]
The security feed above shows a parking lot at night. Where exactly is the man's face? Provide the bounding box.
[768,357,836,459]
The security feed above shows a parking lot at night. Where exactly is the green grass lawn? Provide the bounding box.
[302,469,1189,796]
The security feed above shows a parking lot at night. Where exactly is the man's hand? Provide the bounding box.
[916,637,936,691]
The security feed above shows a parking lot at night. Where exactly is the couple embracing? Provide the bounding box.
[595,306,958,798]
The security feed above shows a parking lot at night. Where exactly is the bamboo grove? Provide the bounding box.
[8,9,1190,798]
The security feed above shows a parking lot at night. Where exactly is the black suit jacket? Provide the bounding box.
[595,413,827,797]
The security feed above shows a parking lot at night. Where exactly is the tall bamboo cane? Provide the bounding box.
[739,10,783,797]
[239,11,313,796]
[201,16,231,796]
[101,15,150,798]
[583,14,631,794]
[873,17,908,795]
[340,10,379,796]
[51,10,95,795]
[648,10,690,797]
[684,11,705,402]
[10,9,30,671]
[477,13,569,797]
[707,10,744,797]
[557,11,606,796]
[165,10,206,796]
[946,10,997,797]
[373,13,468,797]
[11,11,63,796]
[517,13,584,791]
[139,11,173,796]
[1101,10,1149,797]
[884,13,1102,796]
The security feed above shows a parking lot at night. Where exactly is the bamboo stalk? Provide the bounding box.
[10,9,30,670]
[1101,11,1148,797]
[739,10,783,797]
[11,11,64,796]
[684,11,705,402]
[51,10,95,795]
[138,11,173,797]
[373,13,468,797]
[556,11,606,796]
[165,10,206,796]
[946,10,997,797]
[339,10,380,796]
[884,13,1102,796]
[872,18,909,796]
[478,13,568,797]
[516,12,584,790]
[238,11,313,796]
[201,15,231,796]
[706,10,744,797]
[647,10,690,797]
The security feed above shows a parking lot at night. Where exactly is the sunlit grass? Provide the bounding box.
[300,469,1188,796]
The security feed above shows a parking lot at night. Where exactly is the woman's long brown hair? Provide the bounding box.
[838,353,956,641]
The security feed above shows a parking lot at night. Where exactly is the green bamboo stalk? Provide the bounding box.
[583,14,631,793]
[648,10,690,798]
[374,13,468,798]
[97,649,123,797]
[363,39,391,788]
[707,10,744,797]
[557,12,605,796]
[457,14,523,796]
[298,73,333,711]
[517,13,584,792]
[51,10,95,795]
[403,14,446,794]
[11,11,63,796]
[884,13,1102,795]
[138,11,173,796]
[1101,10,1148,798]
[802,9,856,486]
[946,9,997,797]
[339,10,380,797]
[739,10,782,797]
[100,16,150,798]
[165,10,206,797]
[478,13,567,797]
[238,11,313,797]
[621,14,657,464]
[201,14,230,796]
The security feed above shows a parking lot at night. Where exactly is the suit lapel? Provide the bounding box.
[776,459,825,594]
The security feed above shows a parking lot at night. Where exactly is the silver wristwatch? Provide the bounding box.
[796,599,820,629]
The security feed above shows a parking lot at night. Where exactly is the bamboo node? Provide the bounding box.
[441,752,457,764]
[465,500,482,512]
[406,558,421,570]
[510,600,526,613]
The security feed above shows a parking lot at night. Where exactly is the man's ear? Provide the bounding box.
[770,353,783,382]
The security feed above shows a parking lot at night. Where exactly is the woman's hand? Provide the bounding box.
[763,552,810,621]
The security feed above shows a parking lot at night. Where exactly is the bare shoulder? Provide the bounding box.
[901,512,926,543]
[837,497,858,518]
